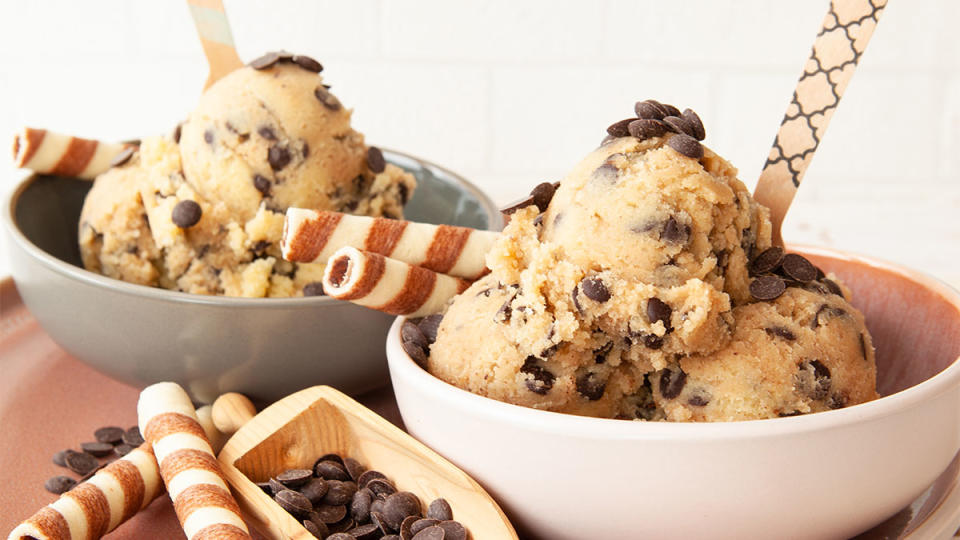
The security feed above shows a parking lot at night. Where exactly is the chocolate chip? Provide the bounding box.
[367,478,397,499]
[780,253,818,283]
[765,326,796,341]
[269,478,286,496]
[500,194,536,215]
[412,526,445,540]
[412,519,441,535]
[292,54,323,73]
[666,134,703,159]
[277,468,313,488]
[402,339,428,369]
[326,534,354,540]
[402,320,429,351]
[203,129,214,145]
[400,515,420,538]
[314,86,342,111]
[81,441,114,457]
[581,277,610,303]
[659,367,687,399]
[172,200,202,228]
[687,391,710,407]
[646,298,673,332]
[520,356,555,395]
[172,123,183,143]
[316,460,352,482]
[715,249,729,270]
[418,314,443,344]
[316,503,348,523]
[348,523,381,540]
[530,182,556,212]
[663,115,695,137]
[571,285,584,314]
[250,52,281,69]
[427,498,453,521]
[593,342,613,364]
[45,476,77,495]
[369,511,390,534]
[682,108,706,140]
[628,118,668,140]
[383,492,422,530]
[634,100,668,120]
[252,126,276,142]
[662,103,682,117]
[576,372,606,401]
[438,521,467,540]
[268,144,292,171]
[351,488,373,523]
[94,426,125,445]
[343,457,365,482]
[643,334,664,349]
[821,278,844,297]
[303,518,329,538]
[53,449,71,467]
[750,247,784,275]
[109,147,135,168]
[357,469,387,488]
[123,426,144,446]
[276,489,313,518]
[495,295,514,323]
[367,146,386,173]
[606,118,634,137]
[78,463,107,483]
[592,162,619,183]
[750,275,786,301]
[303,281,326,297]
[798,359,831,400]
[113,443,135,457]
[661,217,690,245]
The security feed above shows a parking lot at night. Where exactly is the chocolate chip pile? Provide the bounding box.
[604,99,707,158]
[746,247,843,302]
[259,452,469,539]
[400,314,443,369]
[45,425,145,495]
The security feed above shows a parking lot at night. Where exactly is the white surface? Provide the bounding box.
[386,247,960,539]
[1,1,958,287]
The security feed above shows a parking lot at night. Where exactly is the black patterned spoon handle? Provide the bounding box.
[753,0,887,246]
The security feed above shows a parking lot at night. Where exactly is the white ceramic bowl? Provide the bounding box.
[386,246,960,539]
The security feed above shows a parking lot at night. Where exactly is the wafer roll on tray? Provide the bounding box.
[138,382,252,540]
[7,392,254,540]
[282,208,500,280]
[11,128,135,180]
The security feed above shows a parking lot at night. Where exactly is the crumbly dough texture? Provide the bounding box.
[429,135,878,422]
[79,64,415,297]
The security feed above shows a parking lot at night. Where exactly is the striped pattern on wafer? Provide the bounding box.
[11,128,132,180]
[322,246,471,317]
[138,382,251,540]
[282,209,500,279]
[7,443,165,540]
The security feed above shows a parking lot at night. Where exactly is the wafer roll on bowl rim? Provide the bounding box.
[322,246,471,317]
[11,127,134,180]
[282,208,499,280]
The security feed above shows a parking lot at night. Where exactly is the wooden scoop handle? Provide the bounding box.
[212,392,258,437]
[753,0,887,246]
[186,0,244,90]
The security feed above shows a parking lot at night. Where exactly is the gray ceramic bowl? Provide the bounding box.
[3,150,499,404]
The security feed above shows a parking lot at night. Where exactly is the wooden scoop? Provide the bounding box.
[216,385,518,539]
[186,0,244,90]
[753,0,887,246]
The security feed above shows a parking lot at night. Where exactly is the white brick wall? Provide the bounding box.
[1,0,958,287]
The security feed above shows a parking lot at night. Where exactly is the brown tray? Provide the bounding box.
[1,277,958,539]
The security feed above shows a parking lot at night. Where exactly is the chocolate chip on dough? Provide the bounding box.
[682,108,706,140]
[606,118,635,138]
[581,277,611,303]
[659,367,687,399]
[172,200,202,228]
[249,52,281,69]
[628,118,668,140]
[109,147,135,168]
[292,54,323,73]
[750,275,786,301]
[520,357,555,395]
[780,253,818,283]
[634,100,668,120]
[367,146,386,173]
[530,182,556,212]
[663,115,695,137]
[666,134,704,159]
[750,247,784,275]
[314,86,342,111]
[646,298,673,332]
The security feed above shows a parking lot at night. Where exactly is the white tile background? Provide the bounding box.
[1,0,958,287]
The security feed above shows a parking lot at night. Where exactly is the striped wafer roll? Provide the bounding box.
[322,246,471,317]
[282,208,500,279]
[7,443,165,540]
[138,382,251,540]
[11,127,132,180]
